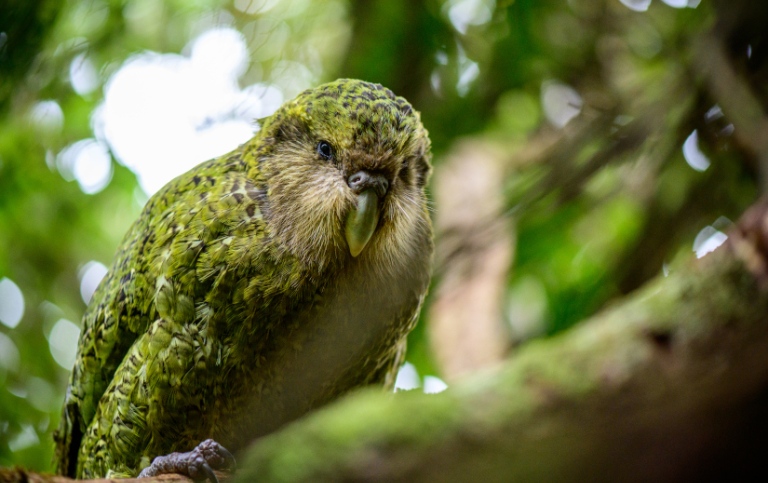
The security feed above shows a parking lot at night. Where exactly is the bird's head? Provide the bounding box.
[250,79,432,272]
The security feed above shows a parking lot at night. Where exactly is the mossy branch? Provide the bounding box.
[233,200,768,482]
[0,467,230,483]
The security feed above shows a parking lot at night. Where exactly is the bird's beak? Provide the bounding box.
[345,189,380,257]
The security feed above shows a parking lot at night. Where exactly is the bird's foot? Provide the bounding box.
[138,439,236,482]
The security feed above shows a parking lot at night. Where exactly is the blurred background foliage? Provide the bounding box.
[1,0,764,473]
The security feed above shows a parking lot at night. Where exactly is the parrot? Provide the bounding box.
[53,78,433,480]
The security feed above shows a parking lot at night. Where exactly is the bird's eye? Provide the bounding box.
[317,141,334,161]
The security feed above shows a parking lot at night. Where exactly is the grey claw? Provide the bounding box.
[197,438,236,471]
[200,462,218,483]
[220,446,236,470]
[137,439,232,482]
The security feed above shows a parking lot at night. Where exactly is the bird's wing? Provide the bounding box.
[54,149,267,476]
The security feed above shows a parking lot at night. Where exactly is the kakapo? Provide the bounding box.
[54,79,433,480]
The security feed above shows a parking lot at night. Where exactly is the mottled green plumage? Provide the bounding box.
[54,79,433,478]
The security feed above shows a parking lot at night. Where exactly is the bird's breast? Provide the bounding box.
[217,256,425,449]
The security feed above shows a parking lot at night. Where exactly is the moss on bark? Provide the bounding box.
[235,202,768,482]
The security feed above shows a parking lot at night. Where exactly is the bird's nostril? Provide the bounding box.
[348,170,388,196]
[348,171,370,191]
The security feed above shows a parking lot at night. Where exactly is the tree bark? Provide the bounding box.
[232,199,768,482]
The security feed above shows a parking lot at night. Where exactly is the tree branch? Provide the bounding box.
[0,467,230,483]
[234,199,768,482]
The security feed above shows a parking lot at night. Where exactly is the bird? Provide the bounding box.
[53,78,433,480]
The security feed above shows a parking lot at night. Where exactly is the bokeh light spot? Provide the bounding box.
[445,0,495,34]
[58,139,113,194]
[0,277,25,329]
[457,59,479,97]
[541,80,582,128]
[79,261,108,304]
[98,27,281,195]
[394,361,421,391]
[70,53,100,95]
[619,0,651,12]
[693,226,728,258]
[0,332,20,372]
[190,28,248,81]
[683,130,710,172]
[28,100,64,134]
[661,0,700,8]
[48,318,81,369]
[423,376,449,394]
[8,424,39,453]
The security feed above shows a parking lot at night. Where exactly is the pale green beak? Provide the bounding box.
[345,189,380,257]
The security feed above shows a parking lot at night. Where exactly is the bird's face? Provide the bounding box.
[252,79,432,272]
